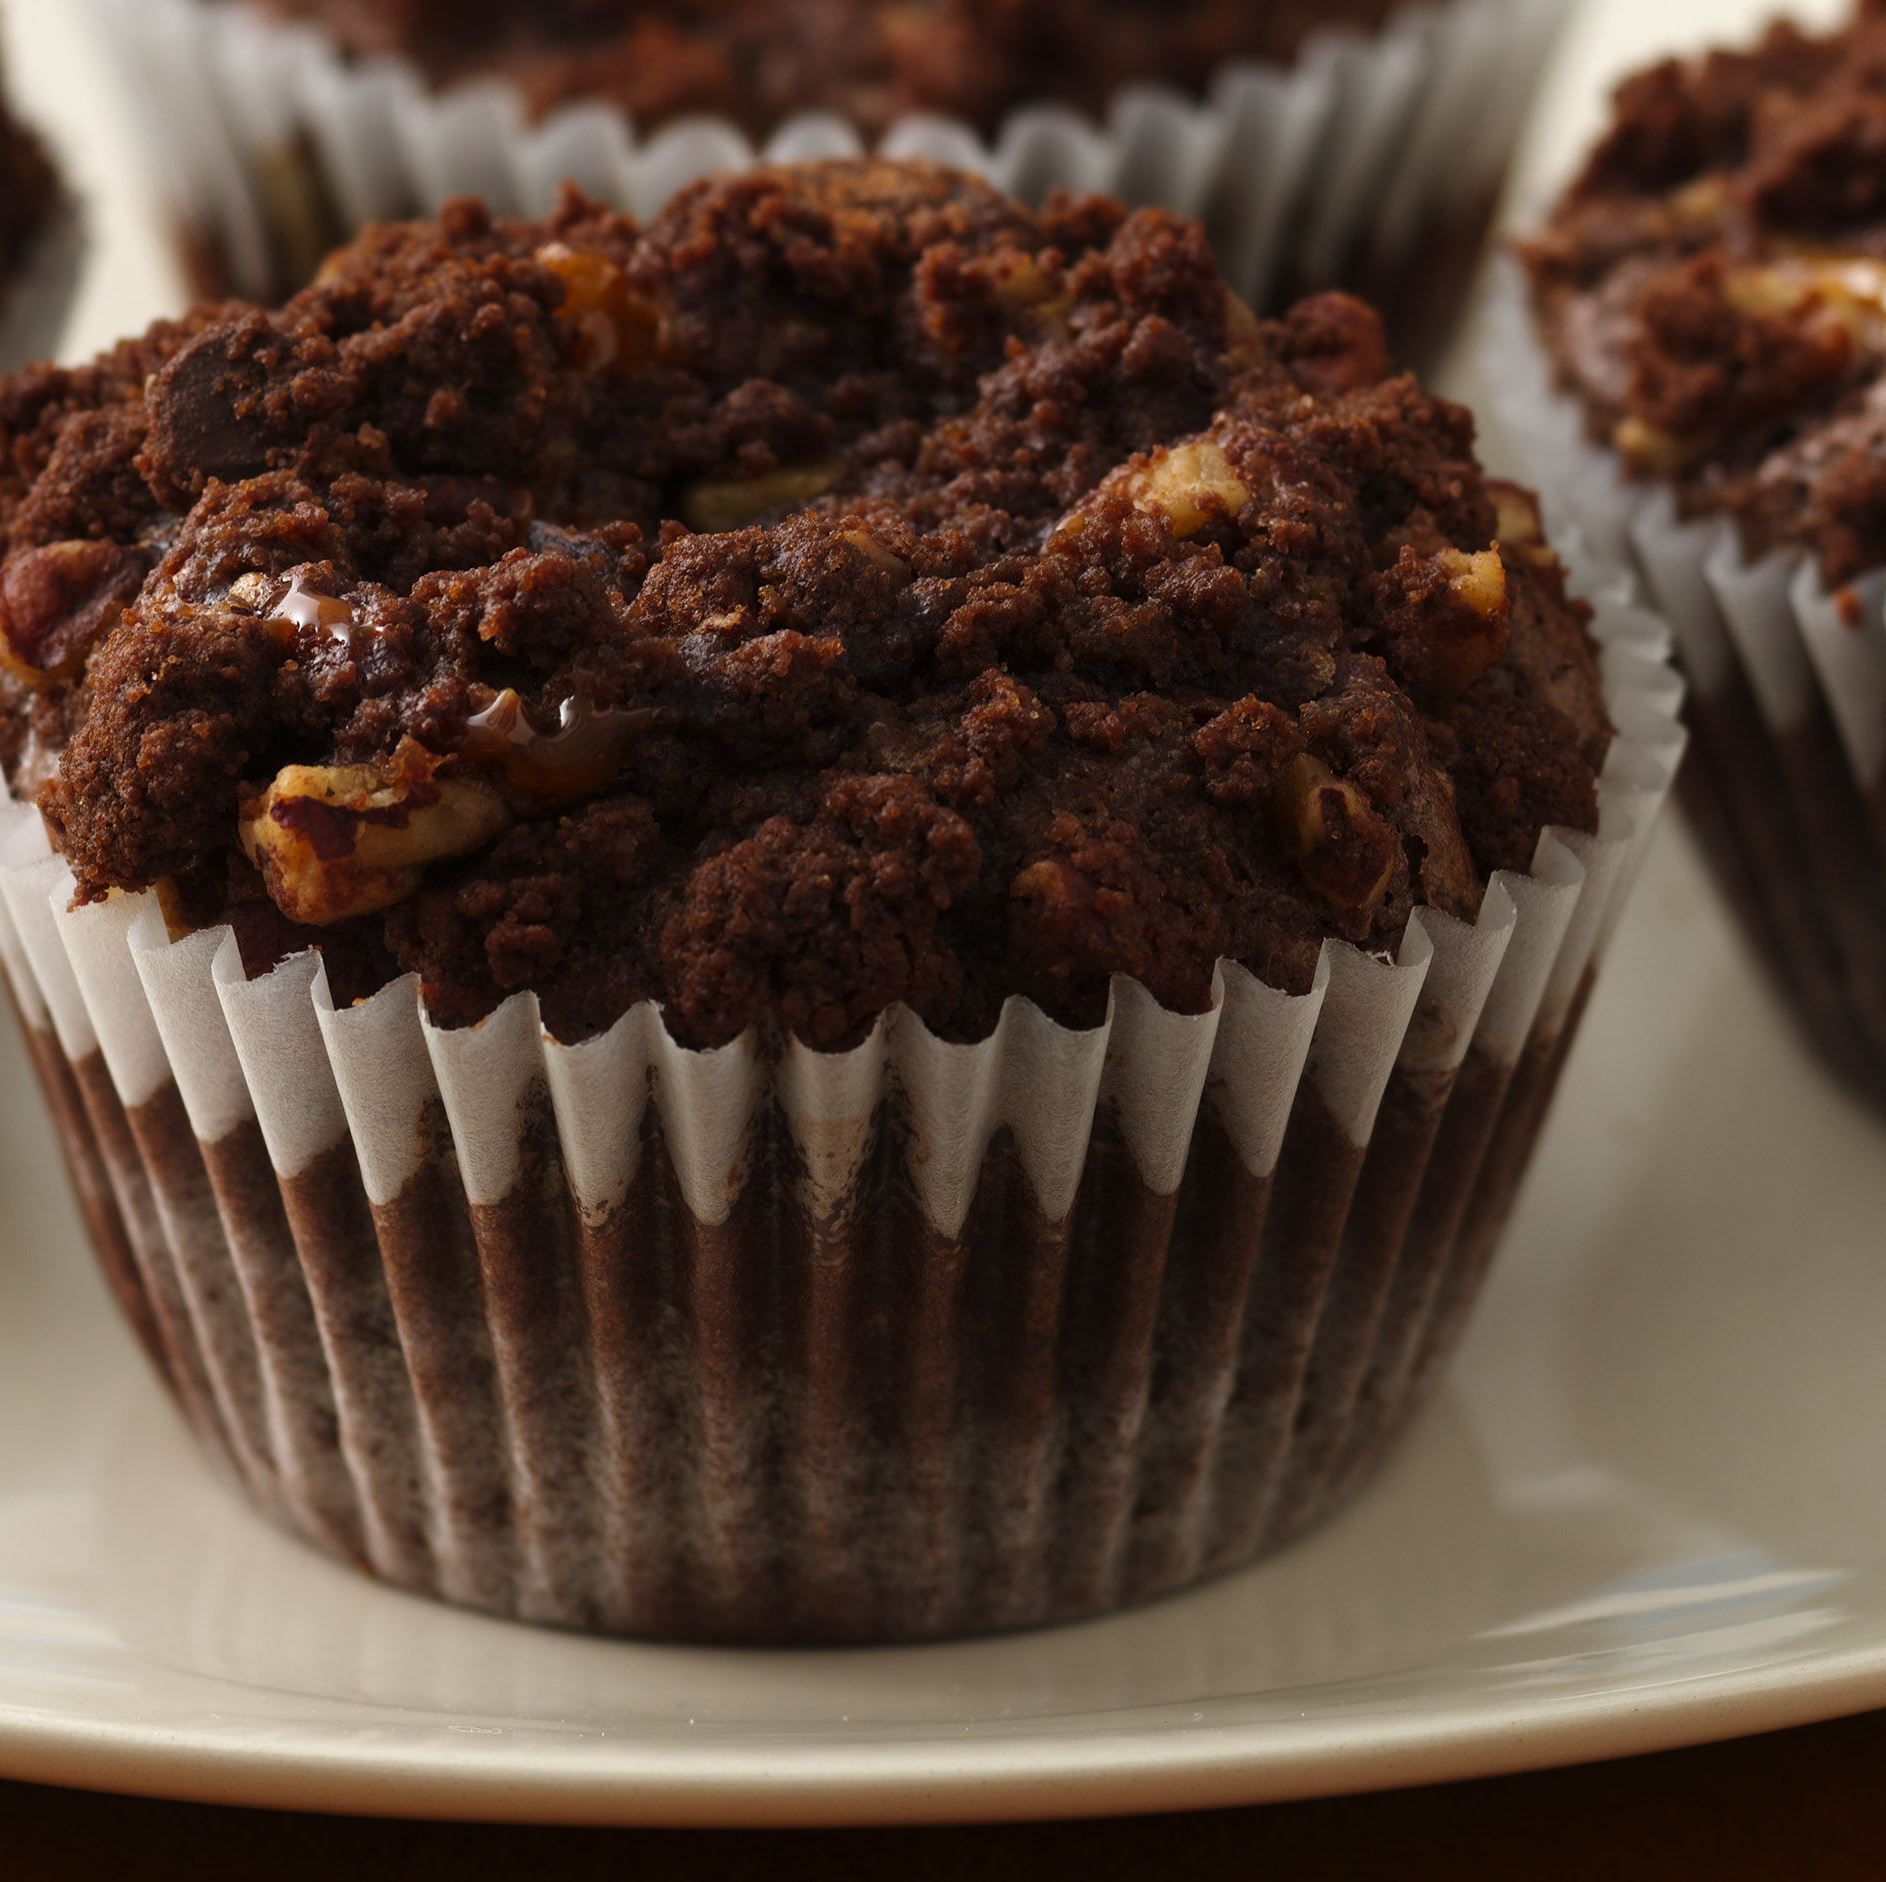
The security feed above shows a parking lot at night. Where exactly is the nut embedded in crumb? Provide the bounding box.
[1129,440,1252,539]
[1223,290,1268,372]
[1489,480,1556,567]
[1612,412,1715,477]
[683,461,840,532]
[1439,546,1508,621]
[1270,753,1399,913]
[840,528,911,580]
[1372,543,1513,703]
[991,250,1071,321]
[239,753,511,925]
[537,242,669,376]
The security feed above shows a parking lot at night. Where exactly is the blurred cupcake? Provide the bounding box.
[82,0,1565,357]
[1514,2,1886,1110]
[0,162,1678,1642]
[0,47,80,368]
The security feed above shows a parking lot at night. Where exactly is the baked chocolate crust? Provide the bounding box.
[1525,0,1886,584]
[0,161,1607,1049]
[234,0,1409,142]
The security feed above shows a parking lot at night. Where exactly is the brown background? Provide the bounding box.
[9,1710,1885,1879]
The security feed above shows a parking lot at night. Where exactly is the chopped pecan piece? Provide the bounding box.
[1270,753,1399,913]
[239,751,510,925]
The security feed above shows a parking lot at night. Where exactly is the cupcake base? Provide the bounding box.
[3,1013,1574,1643]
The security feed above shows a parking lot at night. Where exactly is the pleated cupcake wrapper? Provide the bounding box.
[0,193,83,370]
[79,0,1563,323]
[0,589,1678,1642]
[1489,266,1886,1102]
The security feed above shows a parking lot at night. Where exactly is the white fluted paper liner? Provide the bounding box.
[1,592,1680,1236]
[80,0,1564,313]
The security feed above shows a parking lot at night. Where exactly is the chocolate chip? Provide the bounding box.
[142,323,277,504]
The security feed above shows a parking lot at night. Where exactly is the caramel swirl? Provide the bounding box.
[463,688,667,806]
[270,571,362,645]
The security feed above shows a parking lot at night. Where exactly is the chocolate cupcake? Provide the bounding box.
[0,162,1679,1642]
[1516,2,1886,1110]
[0,48,78,368]
[82,0,1565,358]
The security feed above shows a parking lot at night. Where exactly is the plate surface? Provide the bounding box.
[4,0,1885,1833]
[4,815,1886,1825]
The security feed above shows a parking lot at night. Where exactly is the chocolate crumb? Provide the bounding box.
[3,162,1608,1048]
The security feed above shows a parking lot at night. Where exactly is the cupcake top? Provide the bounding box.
[1526,0,1886,585]
[235,0,1408,141]
[0,58,58,313]
[0,161,1607,1049]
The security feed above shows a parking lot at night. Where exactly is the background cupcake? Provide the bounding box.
[1511,1,1886,1110]
[82,0,1564,360]
[0,162,1679,1642]
[0,41,81,367]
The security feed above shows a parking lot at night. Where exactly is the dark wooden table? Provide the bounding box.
[9,1710,1884,1878]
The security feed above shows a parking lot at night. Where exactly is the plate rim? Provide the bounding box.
[7,1651,1886,1826]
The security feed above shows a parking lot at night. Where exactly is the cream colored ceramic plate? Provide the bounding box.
[4,815,1885,1826]
[4,0,1885,1834]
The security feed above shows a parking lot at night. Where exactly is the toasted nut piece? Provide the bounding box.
[992,250,1072,320]
[1612,413,1715,477]
[995,252,1051,301]
[537,242,667,375]
[1271,753,1399,913]
[0,540,147,687]
[1438,546,1507,619]
[1131,440,1251,538]
[1488,482,1558,567]
[841,528,911,581]
[239,759,510,925]
[1224,289,1267,371]
[1488,480,1544,546]
[1007,856,1113,973]
[1669,176,1729,229]
[1725,254,1886,360]
[682,461,840,532]
[1721,264,1808,320]
[225,570,280,613]
[1377,546,1512,701]
[1430,547,1513,697]
[1726,255,1886,320]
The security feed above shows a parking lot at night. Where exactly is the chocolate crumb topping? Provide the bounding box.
[1,162,1607,1048]
[1525,0,1886,584]
[234,0,1409,142]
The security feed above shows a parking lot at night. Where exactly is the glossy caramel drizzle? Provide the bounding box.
[267,571,364,646]
[462,688,666,806]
